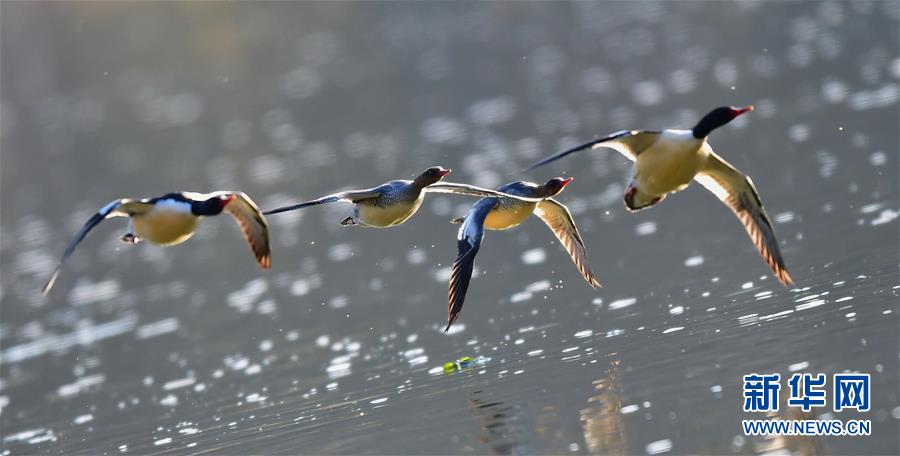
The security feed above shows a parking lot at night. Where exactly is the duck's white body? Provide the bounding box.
[527,105,795,286]
[130,199,199,245]
[634,130,707,196]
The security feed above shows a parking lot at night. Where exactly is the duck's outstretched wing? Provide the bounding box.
[425,182,543,202]
[217,192,272,269]
[534,198,601,288]
[262,189,381,215]
[42,199,141,295]
[446,199,499,332]
[526,130,660,170]
[694,149,794,286]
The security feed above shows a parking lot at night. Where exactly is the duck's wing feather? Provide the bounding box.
[526,130,660,169]
[262,189,381,215]
[534,198,601,288]
[424,182,543,202]
[446,199,498,332]
[218,192,272,269]
[694,149,794,286]
[42,199,137,295]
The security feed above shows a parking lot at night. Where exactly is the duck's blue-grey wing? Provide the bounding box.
[42,199,139,295]
[694,148,794,286]
[425,182,542,202]
[262,189,381,215]
[534,198,601,288]
[446,198,499,332]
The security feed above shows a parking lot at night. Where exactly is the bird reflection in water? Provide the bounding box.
[579,358,627,455]
[469,391,530,455]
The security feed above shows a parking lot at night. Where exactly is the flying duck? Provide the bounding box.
[42,191,271,294]
[263,166,541,227]
[446,177,600,331]
[527,105,793,286]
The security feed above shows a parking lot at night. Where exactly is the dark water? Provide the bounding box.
[2,2,898,455]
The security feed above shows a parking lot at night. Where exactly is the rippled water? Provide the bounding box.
[2,2,898,455]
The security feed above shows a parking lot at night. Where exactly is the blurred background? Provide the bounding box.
[1,2,898,454]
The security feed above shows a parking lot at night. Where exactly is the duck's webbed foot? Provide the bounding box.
[340,217,357,226]
[120,233,141,244]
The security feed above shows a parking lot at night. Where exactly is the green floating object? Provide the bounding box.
[442,356,486,374]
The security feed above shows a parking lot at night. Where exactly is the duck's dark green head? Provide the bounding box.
[692,105,753,139]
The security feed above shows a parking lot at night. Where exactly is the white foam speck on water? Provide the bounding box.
[3,428,56,444]
[835,296,853,303]
[527,349,543,357]
[741,282,754,290]
[316,335,330,347]
[669,306,684,315]
[433,267,453,282]
[574,330,593,338]
[525,280,550,293]
[521,248,546,265]
[154,437,172,446]
[327,243,354,261]
[160,394,178,407]
[608,297,636,310]
[246,393,267,403]
[510,291,533,303]
[163,377,195,391]
[178,428,199,435]
[620,404,639,414]
[711,385,723,393]
[404,347,424,358]
[796,299,827,311]
[136,318,180,340]
[3,314,137,363]
[683,256,704,267]
[68,279,120,306]
[226,278,268,313]
[57,374,106,398]
[370,397,388,405]
[73,414,93,425]
[869,151,887,166]
[860,203,883,214]
[606,329,624,338]
[562,346,579,353]
[406,248,427,264]
[635,221,657,236]
[408,355,428,366]
[774,211,795,223]
[871,209,898,226]
[646,439,673,454]
[789,361,809,372]
[428,366,444,375]
[662,327,684,334]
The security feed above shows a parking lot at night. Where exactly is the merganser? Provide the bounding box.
[42,191,271,294]
[263,166,541,227]
[446,177,600,331]
[528,106,793,286]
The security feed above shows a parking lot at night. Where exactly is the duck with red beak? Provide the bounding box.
[43,191,271,295]
[263,166,542,228]
[528,106,793,287]
[445,177,601,331]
